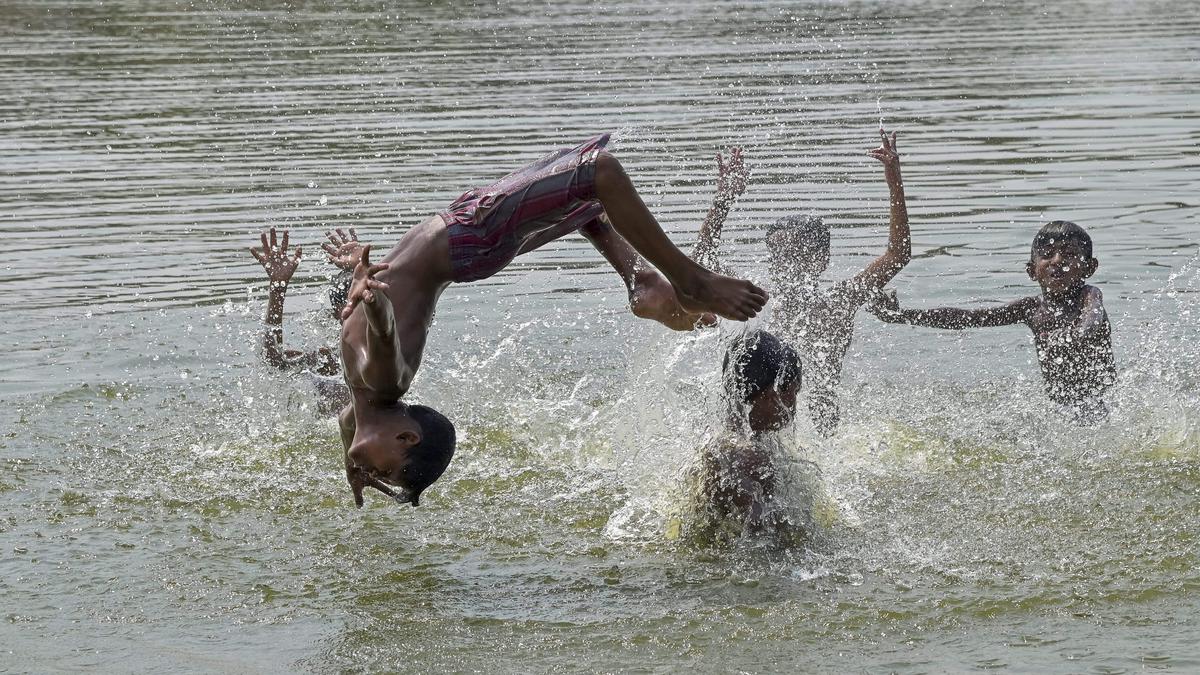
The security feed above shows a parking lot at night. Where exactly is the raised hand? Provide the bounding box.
[868,288,902,321]
[249,227,301,285]
[715,146,749,201]
[322,227,366,272]
[868,128,901,175]
[339,244,391,321]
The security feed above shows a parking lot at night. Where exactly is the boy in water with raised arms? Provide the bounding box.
[692,129,911,436]
[334,134,768,508]
[249,227,369,416]
[871,220,1115,421]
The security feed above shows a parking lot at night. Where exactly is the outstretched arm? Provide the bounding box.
[250,227,304,369]
[340,245,410,394]
[692,147,749,271]
[849,129,911,293]
[322,226,366,320]
[870,289,1035,329]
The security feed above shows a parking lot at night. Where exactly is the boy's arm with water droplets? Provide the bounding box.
[249,227,310,370]
[692,147,748,272]
[870,289,1036,329]
[849,129,911,298]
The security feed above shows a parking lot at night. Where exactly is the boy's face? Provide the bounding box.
[1026,240,1097,295]
[347,409,423,495]
[747,378,800,433]
[767,230,829,282]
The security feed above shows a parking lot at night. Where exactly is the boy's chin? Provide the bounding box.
[1038,275,1084,294]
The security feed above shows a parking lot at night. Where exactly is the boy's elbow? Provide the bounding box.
[260,345,291,371]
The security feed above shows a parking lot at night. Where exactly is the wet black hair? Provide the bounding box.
[401,404,457,506]
[766,214,829,251]
[1031,220,1093,260]
[723,329,802,407]
[328,271,352,312]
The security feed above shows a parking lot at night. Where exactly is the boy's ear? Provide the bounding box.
[1083,257,1099,278]
[397,429,420,448]
[1025,261,1036,281]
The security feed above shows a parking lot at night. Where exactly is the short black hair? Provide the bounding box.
[402,404,457,506]
[767,214,829,250]
[723,329,801,407]
[1031,220,1093,260]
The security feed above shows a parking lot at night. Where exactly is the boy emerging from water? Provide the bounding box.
[871,220,1116,421]
[684,329,805,544]
[333,133,768,507]
[249,227,371,416]
[693,129,911,436]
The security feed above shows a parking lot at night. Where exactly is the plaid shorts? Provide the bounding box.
[440,133,613,283]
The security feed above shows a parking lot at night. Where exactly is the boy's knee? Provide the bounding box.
[592,151,627,194]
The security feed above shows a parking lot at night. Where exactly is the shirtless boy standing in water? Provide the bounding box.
[871,220,1116,421]
[334,134,768,507]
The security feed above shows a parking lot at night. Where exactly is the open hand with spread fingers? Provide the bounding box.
[322,227,368,272]
[249,227,301,285]
[868,128,901,176]
[715,146,749,202]
[339,244,391,320]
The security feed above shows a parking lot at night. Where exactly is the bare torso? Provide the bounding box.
[1021,286,1116,404]
[769,279,875,434]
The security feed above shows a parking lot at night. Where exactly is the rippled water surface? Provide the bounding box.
[3,0,1199,672]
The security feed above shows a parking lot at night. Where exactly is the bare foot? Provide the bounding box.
[629,269,717,331]
[674,267,768,321]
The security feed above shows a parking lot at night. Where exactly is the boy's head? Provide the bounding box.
[1026,221,1098,295]
[346,403,456,507]
[766,214,830,283]
[723,329,802,433]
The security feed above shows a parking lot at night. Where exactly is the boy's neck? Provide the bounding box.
[350,388,405,423]
[1040,282,1087,307]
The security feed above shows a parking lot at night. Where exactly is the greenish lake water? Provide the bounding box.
[2,0,1198,672]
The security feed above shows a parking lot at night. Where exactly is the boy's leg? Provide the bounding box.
[579,219,716,331]
[591,153,767,321]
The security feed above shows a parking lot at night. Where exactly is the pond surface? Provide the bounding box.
[2,0,1198,671]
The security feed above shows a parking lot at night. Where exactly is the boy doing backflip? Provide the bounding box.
[334,134,768,508]
[871,220,1116,421]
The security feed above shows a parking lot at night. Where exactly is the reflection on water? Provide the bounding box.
[2,0,1199,672]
